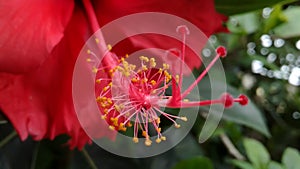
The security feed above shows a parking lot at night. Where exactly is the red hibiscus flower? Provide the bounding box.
[0,0,230,149]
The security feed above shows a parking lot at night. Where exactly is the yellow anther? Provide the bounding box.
[126,122,132,127]
[95,38,99,44]
[141,78,148,83]
[149,58,156,67]
[151,90,157,94]
[104,109,108,114]
[110,117,119,126]
[139,56,149,62]
[183,99,189,102]
[163,63,170,69]
[92,67,98,73]
[158,68,163,73]
[114,104,121,112]
[87,49,91,54]
[108,82,112,87]
[133,137,139,143]
[96,79,101,84]
[86,58,92,62]
[118,123,127,131]
[96,96,101,102]
[103,86,110,92]
[142,131,148,138]
[175,75,180,83]
[145,139,152,146]
[161,136,166,141]
[156,118,160,124]
[131,78,138,83]
[109,125,115,130]
[180,117,188,122]
[156,138,162,143]
[156,127,161,133]
[107,98,112,104]
[150,80,156,86]
[174,124,181,128]
[101,115,106,120]
[142,65,148,71]
[125,54,129,58]
[107,44,112,51]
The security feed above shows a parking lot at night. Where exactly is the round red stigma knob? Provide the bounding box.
[220,93,234,108]
[176,25,190,35]
[216,46,227,58]
[238,95,249,106]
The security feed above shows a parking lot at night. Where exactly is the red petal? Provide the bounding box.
[0,0,74,73]
[93,0,227,69]
[0,6,91,149]
[94,0,227,36]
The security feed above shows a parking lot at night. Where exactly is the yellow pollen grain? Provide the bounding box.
[101,115,106,120]
[133,137,139,143]
[174,124,181,128]
[183,99,189,102]
[139,56,149,62]
[126,122,132,127]
[92,67,98,73]
[156,138,161,143]
[142,65,148,71]
[110,117,119,126]
[107,44,112,51]
[118,123,127,131]
[161,136,166,141]
[96,96,101,102]
[109,125,115,130]
[156,118,160,124]
[103,86,110,92]
[87,49,91,54]
[180,117,188,121]
[150,80,156,86]
[95,38,99,44]
[163,63,170,69]
[145,139,152,146]
[150,58,156,67]
[114,104,121,112]
[96,79,101,84]
[142,131,148,138]
[175,75,180,83]
[86,58,92,62]
[131,78,138,83]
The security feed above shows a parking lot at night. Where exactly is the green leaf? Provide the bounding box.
[274,7,300,38]
[214,0,295,15]
[231,159,255,169]
[243,138,270,169]
[171,157,213,169]
[282,147,300,169]
[228,12,260,34]
[268,161,284,169]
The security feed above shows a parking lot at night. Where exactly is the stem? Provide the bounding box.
[82,147,98,169]
[0,130,17,148]
[220,133,245,160]
[181,53,221,99]
[0,120,7,124]
[30,142,40,169]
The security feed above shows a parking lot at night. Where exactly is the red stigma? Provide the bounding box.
[216,46,227,58]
